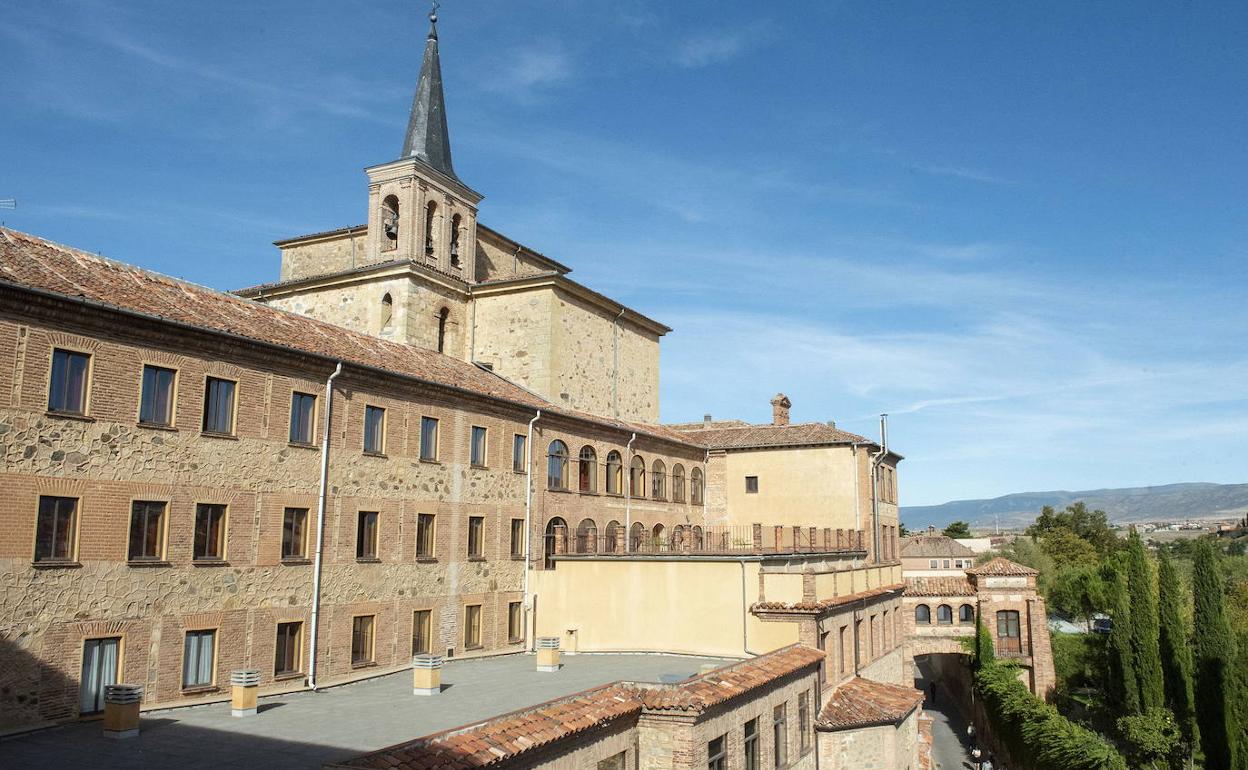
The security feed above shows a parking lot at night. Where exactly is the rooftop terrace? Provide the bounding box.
[0,652,724,770]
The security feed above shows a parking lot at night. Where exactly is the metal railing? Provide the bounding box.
[547,523,869,557]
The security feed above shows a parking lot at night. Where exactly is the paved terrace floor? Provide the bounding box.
[1,652,724,770]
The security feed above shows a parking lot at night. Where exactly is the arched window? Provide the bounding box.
[629,521,646,551]
[629,456,646,497]
[436,307,449,354]
[547,440,569,490]
[691,525,704,550]
[574,518,597,554]
[671,464,686,503]
[604,520,622,553]
[578,446,597,493]
[959,604,974,624]
[937,605,953,625]
[915,604,931,624]
[379,293,394,331]
[424,201,437,256]
[381,195,399,251]
[543,516,567,569]
[652,523,665,548]
[690,467,704,505]
[651,459,666,500]
[605,451,622,495]
[449,214,462,267]
[672,524,686,548]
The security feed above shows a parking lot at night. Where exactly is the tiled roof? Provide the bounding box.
[638,644,825,713]
[966,557,1038,576]
[674,422,873,450]
[900,534,975,559]
[752,583,906,613]
[324,683,642,770]
[0,228,693,446]
[903,577,975,597]
[816,677,924,731]
[324,646,825,770]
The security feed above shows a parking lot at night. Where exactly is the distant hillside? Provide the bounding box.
[902,482,1248,531]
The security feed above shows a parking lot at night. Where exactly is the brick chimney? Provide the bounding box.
[770,393,791,426]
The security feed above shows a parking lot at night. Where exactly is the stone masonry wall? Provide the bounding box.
[0,305,706,729]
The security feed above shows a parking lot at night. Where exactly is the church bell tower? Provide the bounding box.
[364,6,482,281]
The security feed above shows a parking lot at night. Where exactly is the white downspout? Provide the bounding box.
[307,361,343,690]
[523,409,541,651]
[869,414,888,564]
[624,432,637,551]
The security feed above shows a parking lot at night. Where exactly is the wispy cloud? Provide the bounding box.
[674,23,774,68]
[912,163,1013,185]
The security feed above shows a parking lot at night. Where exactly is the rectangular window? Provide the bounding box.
[744,718,760,770]
[357,511,379,560]
[289,391,316,444]
[470,426,487,467]
[745,475,759,494]
[508,601,522,642]
[48,348,90,414]
[182,629,216,689]
[464,604,482,649]
[798,690,811,753]
[274,622,302,676]
[416,513,436,558]
[363,405,385,454]
[839,625,849,674]
[34,495,78,562]
[202,377,236,434]
[512,434,526,472]
[510,518,525,558]
[412,609,432,655]
[420,416,439,461]
[128,500,166,562]
[281,507,308,559]
[943,559,951,569]
[707,734,727,770]
[351,615,375,665]
[773,703,788,768]
[929,559,939,569]
[139,365,175,426]
[193,503,227,561]
[468,516,484,558]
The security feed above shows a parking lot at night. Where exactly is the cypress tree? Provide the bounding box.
[1126,528,1165,711]
[1192,540,1237,770]
[1157,548,1196,753]
[1106,567,1141,714]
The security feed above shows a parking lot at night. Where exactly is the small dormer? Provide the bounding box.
[363,8,482,280]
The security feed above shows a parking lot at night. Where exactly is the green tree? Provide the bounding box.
[1126,529,1165,712]
[1193,540,1238,770]
[1116,708,1184,770]
[942,520,972,538]
[1106,568,1141,714]
[1027,502,1121,558]
[1040,529,1101,568]
[1156,547,1196,754]
[1048,563,1110,630]
[898,521,910,537]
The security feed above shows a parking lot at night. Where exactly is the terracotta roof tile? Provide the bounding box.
[0,228,693,447]
[900,534,976,559]
[673,422,872,450]
[752,583,905,613]
[966,557,1037,576]
[903,577,975,597]
[323,646,825,770]
[816,677,924,731]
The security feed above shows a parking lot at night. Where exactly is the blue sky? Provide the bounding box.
[3,1,1246,506]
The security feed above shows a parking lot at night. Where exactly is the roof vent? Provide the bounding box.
[703,414,712,426]
[473,361,494,371]
[826,420,836,428]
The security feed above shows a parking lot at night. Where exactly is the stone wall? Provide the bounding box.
[818,709,919,770]
[0,305,703,728]
[278,228,368,282]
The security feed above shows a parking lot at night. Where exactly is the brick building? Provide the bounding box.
[0,9,933,769]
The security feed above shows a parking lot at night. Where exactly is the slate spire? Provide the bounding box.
[401,4,457,180]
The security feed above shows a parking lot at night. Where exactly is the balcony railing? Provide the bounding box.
[548,523,868,559]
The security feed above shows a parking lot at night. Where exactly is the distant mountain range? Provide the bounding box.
[901,482,1248,532]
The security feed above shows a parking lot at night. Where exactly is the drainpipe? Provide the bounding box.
[624,432,637,551]
[523,409,541,651]
[740,560,759,656]
[702,448,710,522]
[307,361,343,691]
[611,308,626,419]
[869,414,888,564]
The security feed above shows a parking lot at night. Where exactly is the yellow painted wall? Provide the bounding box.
[532,560,799,657]
[716,446,862,530]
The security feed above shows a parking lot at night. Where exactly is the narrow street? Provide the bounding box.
[915,661,978,770]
